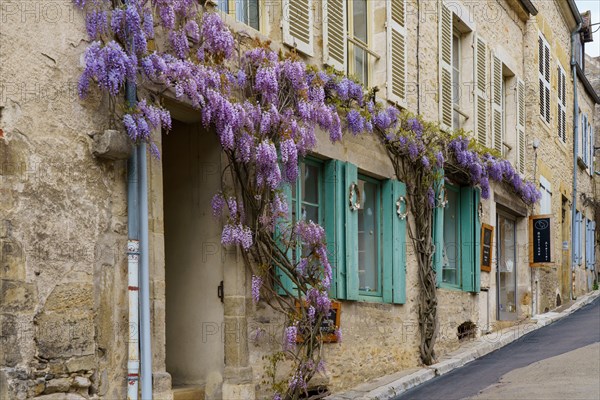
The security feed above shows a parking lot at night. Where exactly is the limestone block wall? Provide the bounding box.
[0,4,130,399]
[522,1,596,310]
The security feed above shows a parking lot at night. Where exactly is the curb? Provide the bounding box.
[327,290,599,400]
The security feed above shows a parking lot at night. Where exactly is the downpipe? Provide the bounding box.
[570,22,582,301]
[127,239,140,399]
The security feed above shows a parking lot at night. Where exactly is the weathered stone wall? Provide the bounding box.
[0,3,130,399]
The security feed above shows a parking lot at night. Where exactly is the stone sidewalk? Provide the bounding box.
[327,290,600,400]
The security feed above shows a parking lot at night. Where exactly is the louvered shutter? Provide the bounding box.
[382,179,407,304]
[557,65,567,143]
[491,54,503,154]
[474,37,488,147]
[517,79,526,174]
[439,3,453,129]
[538,35,551,123]
[591,221,596,270]
[282,0,314,56]
[583,115,588,164]
[387,0,407,106]
[586,219,592,269]
[322,0,347,71]
[460,187,480,293]
[344,162,359,300]
[324,160,345,299]
[590,126,595,176]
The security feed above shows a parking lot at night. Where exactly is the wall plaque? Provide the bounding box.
[480,224,494,272]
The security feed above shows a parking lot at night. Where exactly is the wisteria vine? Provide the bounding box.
[74,0,540,396]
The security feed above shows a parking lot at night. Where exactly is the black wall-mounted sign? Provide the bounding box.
[529,215,553,266]
[481,224,494,272]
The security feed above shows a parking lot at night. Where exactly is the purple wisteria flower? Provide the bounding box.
[221,224,253,250]
[211,193,225,217]
[427,187,435,207]
[85,10,108,40]
[251,275,262,303]
[284,325,298,350]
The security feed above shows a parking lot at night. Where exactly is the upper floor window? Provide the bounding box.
[452,29,461,130]
[323,0,380,89]
[218,0,260,31]
[557,64,567,143]
[348,0,369,86]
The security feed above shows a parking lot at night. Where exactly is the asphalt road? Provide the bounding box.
[394,297,600,400]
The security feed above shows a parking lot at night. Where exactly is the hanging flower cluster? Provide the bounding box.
[73,0,540,396]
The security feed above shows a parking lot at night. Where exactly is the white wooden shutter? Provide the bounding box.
[387,0,407,107]
[439,2,453,129]
[590,125,595,176]
[474,37,488,147]
[583,114,588,164]
[282,0,314,56]
[517,78,526,174]
[557,64,567,143]
[538,35,550,124]
[322,0,346,71]
[491,54,503,154]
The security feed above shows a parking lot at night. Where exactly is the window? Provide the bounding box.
[433,182,481,292]
[538,34,551,124]
[357,176,381,295]
[323,0,382,89]
[276,159,325,294]
[348,0,369,86]
[442,185,460,286]
[218,0,260,30]
[277,160,407,304]
[539,176,552,214]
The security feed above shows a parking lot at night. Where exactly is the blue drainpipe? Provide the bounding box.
[125,2,152,396]
[570,22,582,301]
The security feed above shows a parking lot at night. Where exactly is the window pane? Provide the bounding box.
[302,164,319,204]
[217,0,229,13]
[358,179,379,293]
[236,0,259,30]
[352,0,368,86]
[354,48,367,86]
[443,188,459,285]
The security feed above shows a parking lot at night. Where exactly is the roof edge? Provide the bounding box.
[576,64,600,104]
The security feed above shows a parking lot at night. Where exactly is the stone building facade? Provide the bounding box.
[0,1,597,400]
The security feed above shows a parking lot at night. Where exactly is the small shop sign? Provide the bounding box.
[529,214,553,266]
[480,224,494,272]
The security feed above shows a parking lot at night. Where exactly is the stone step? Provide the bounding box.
[172,385,205,400]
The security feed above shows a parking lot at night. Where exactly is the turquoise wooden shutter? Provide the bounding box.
[324,160,345,299]
[382,180,407,304]
[345,162,359,300]
[276,183,295,295]
[433,177,445,287]
[460,187,479,292]
[473,189,481,292]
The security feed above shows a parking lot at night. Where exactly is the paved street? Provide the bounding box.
[395,298,600,400]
